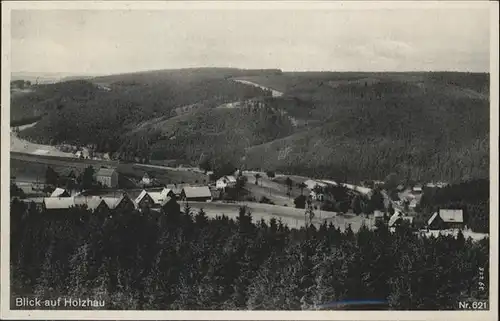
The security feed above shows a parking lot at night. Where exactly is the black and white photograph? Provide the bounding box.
[1,1,498,319]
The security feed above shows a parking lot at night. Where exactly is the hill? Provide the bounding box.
[12,69,490,183]
[15,68,274,152]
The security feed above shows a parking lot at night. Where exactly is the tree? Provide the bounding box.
[285,177,293,197]
[294,195,307,209]
[384,172,399,190]
[254,173,261,185]
[306,206,315,225]
[388,202,395,216]
[336,199,350,214]
[297,182,307,196]
[213,162,236,179]
[199,157,211,173]
[351,195,363,215]
[78,166,95,190]
[45,166,59,186]
[266,171,275,178]
[370,188,385,211]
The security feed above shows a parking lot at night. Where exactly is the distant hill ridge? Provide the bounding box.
[12,68,489,183]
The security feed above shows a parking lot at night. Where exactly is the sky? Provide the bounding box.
[10,6,491,75]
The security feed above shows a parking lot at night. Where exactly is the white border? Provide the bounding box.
[1,1,498,320]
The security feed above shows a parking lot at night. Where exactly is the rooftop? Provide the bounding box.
[183,186,212,198]
[96,167,116,177]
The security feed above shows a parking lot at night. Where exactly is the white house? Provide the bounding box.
[50,187,70,198]
[135,188,175,208]
[216,176,237,190]
[309,190,324,201]
[95,167,118,188]
[141,172,152,186]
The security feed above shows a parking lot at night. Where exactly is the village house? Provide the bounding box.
[181,186,212,202]
[74,196,110,213]
[427,209,465,230]
[43,197,76,211]
[95,167,118,188]
[50,187,70,198]
[388,212,414,231]
[374,210,386,223]
[135,190,155,209]
[210,188,222,200]
[101,194,135,211]
[309,190,325,201]
[141,172,153,186]
[135,188,175,208]
[411,185,423,196]
[216,175,237,190]
[166,184,188,197]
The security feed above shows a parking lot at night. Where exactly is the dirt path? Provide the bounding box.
[232,79,284,97]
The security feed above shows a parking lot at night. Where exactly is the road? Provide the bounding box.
[232,79,284,97]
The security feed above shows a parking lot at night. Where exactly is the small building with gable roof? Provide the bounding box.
[50,187,70,198]
[181,186,212,202]
[427,209,464,230]
[95,167,118,188]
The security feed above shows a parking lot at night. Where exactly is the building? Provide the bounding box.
[216,176,237,190]
[135,190,156,209]
[389,212,414,230]
[43,197,76,211]
[135,188,175,208]
[374,210,385,223]
[102,194,135,211]
[427,209,464,230]
[50,187,70,198]
[210,189,222,200]
[181,186,212,202]
[309,190,324,201]
[74,196,109,213]
[141,173,153,186]
[95,167,118,188]
[166,184,187,197]
[409,198,420,210]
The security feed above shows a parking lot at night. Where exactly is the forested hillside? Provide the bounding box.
[12,69,490,182]
[11,200,489,310]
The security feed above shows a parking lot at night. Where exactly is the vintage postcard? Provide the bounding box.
[1,1,498,320]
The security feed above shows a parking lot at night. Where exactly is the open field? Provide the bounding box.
[11,151,208,188]
[185,200,373,231]
[11,125,75,157]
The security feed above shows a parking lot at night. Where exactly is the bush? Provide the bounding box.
[294,195,306,209]
[259,196,274,205]
[321,200,336,212]
[266,171,275,178]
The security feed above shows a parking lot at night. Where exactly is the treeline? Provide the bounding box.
[118,105,296,164]
[11,199,489,310]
